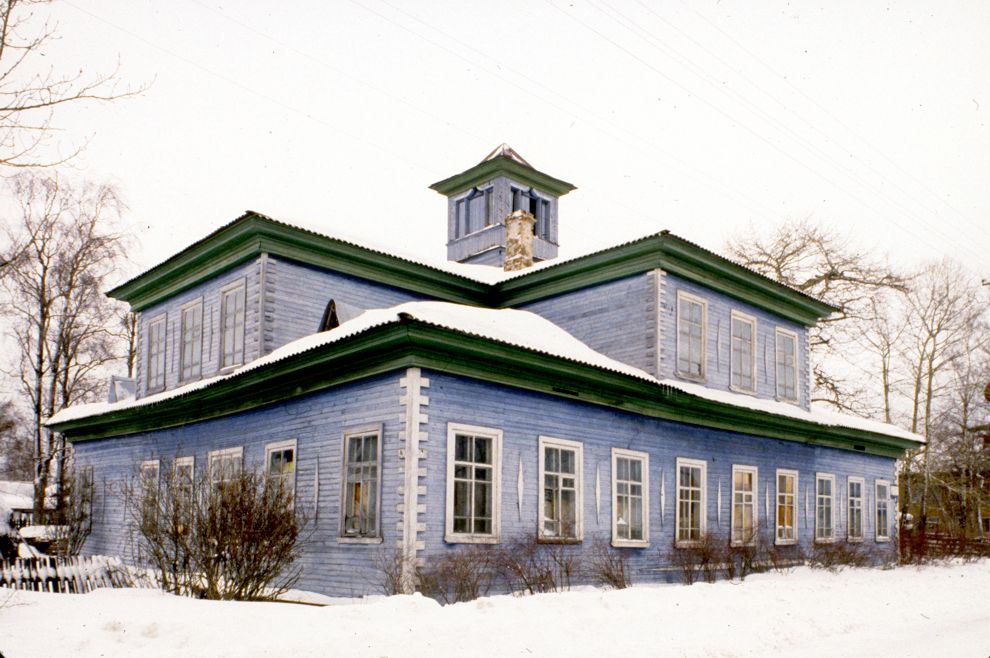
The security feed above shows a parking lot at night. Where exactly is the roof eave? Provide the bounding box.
[429,156,577,197]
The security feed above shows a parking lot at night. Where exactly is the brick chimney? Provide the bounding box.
[503,209,536,272]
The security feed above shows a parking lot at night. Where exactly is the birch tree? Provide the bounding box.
[0,172,127,514]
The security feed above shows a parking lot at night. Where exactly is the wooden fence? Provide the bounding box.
[0,555,136,593]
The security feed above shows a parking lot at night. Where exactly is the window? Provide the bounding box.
[454,186,494,238]
[876,479,891,542]
[265,439,297,497]
[174,457,194,512]
[538,437,583,541]
[341,428,381,539]
[731,465,757,546]
[179,299,203,381]
[775,328,798,401]
[80,465,94,521]
[140,459,160,516]
[676,292,706,379]
[815,473,835,542]
[220,281,246,369]
[675,457,705,546]
[209,447,243,487]
[511,186,551,239]
[146,315,167,391]
[730,312,757,393]
[776,469,798,544]
[848,476,864,541]
[612,449,649,547]
[446,424,502,543]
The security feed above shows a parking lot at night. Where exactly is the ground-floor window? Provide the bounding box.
[815,473,835,542]
[265,439,297,497]
[776,469,798,544]
[612,448,649,547]
[731,465,757,546]
[342,427,381,539]
[538,436,583,541]
[847,476,864,541]
[675,458,706,546]
[876,479,891,542]
[446,423,502,543]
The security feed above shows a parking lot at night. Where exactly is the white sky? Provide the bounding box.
[16,0,990,282]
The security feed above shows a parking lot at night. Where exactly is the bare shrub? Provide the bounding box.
[495,536,580,595]
[586,536,630,589]
[767,542,805,573]
[808,541,871,571]
[372,547,412,596]
[729,524,772,580]
[668,531,731,585]
[129,461,305,600]
[417,545,496,604]
[49,466,93,557]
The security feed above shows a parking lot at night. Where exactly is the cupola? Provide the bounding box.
[430,144,576,267]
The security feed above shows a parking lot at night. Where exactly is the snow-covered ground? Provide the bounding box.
[1,561,988,657]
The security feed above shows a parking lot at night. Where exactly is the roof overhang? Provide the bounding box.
[429,155,577,197]
[50,317,918,458]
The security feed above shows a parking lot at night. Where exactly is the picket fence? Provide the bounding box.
[0,555,135,593]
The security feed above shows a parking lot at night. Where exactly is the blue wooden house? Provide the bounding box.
[49,145,921,595]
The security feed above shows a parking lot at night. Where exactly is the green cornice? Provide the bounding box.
[429,156,577,197]
[53,318,917,458]
[110,213,835,324]
[109,213,491,311]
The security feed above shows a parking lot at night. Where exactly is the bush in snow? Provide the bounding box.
[585,536,630,589]
[808,541,871,571]
[494,536,581,595]
[417,545,496,604]
[129,461,305,601]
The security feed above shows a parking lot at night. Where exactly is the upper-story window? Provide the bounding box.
[730,311,757,393]
[511,186,551,240]
[676,292,706,379]
[146,315,167,392]
[454,187,493,238]
[220,281,246,369]
[180,299,203,382]
[775,328,798,402]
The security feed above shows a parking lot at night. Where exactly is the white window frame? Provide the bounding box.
[339,424,384,543]
[179,298,204,382]
[847,476,865,542]
[675,457,706,547]
[445,423,502,544]
[875,479,891,542]
[775,469,799,545]
[538,436,583,542]
[140,459,160,489]
[146,314,167,392]
[173,456,195,513]
[265,439,297,497]
[815,473,836,543]
[219,279,247,370]
[729,311,758,394]
[730,464,758,547]
[612,448,650,548]
[775,328,799,402]
[675,291,707,380]
[208,446,243,487]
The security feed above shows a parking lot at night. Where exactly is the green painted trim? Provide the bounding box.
[109,213,491,311]
[429,156,577,197]
[54,319,918,458]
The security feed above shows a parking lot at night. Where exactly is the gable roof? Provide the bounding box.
[49,301,920,456]
[108,212,837,324]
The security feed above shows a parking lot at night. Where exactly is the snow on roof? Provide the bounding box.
[658,378,923,443]
[49,301,919,445]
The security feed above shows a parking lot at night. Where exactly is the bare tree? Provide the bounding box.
[727,219,906,412]
[0,399,32,479]
[0,172,128,515]
[0,0,141,170]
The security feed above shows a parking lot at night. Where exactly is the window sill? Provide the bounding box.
[729,541,757,549]
[537,536,582,545]
[775,395,800,405]
[875,537,891,543]
[218,364,242,374]
[847,537,864,544]
[729,385,758,396]
[774,539,797,546]
[445,533,500,545]
[814,538,835,545]
[674,372,706,384]
[612,539,649,549]
[337,536,383,545]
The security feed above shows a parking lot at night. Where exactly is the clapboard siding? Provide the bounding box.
[421,371,898,581]
[266,256,425,352]
[73,373,405,597]
[660,273,812,409]
[135,259,263,399]
[521,272,657,376]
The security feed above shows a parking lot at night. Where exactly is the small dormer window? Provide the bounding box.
[511,186,551,239]
[454,187,493,238]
